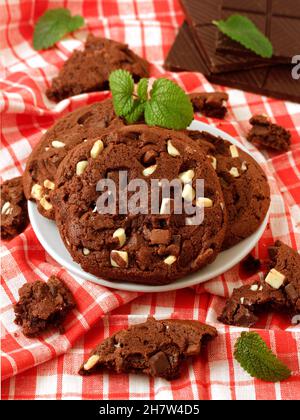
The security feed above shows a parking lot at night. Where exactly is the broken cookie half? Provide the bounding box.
[218,241,300,327]
[79,316,217,380]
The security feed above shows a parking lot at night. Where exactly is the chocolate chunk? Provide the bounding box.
[79,317,217,380]
[241,254,262,276]
[14,276,76,337]
[247,115,291,152]
[218,241,300,327]
[1,177,29,241]
[189,92,228,119]
[46,34,149,102]
[149,229,171,245]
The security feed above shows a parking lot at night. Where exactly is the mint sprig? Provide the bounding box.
[33,8,85,51]
[213,14,273,59]
[108,70,194,129]
[234,332,291,382]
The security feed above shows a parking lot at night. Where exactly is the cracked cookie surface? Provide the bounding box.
[186,130,270,249]
[79,316,217,380]
[23,99,123,219]
[52,125,227,285]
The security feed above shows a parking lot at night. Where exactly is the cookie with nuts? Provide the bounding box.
[218,241,300,327]
[79,316,217,380]
[186,130,270,249]
[52,125,227,285]
[23,99,123,219]
[1,177,29,241]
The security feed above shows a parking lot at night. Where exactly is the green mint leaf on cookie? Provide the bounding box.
[145,78,193,130]
[124,100,145,124]
[234,332,291,382]
[213,14,273,58]
[137,78,149,102]
[33,8,84,50]
[109,70,135,117]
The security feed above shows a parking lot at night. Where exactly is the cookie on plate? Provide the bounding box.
[1,177,29,241]
[52,125,227,285]
[79,316,217,380]
[218,241,300,327]
[186,130,270,249]
[23,99,123,219]
[46,34,149,102]
[14,275,76,337]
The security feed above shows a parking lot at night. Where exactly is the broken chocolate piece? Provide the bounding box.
[79,316,217,380]
[247,115,291,152]
[14,276,76,337]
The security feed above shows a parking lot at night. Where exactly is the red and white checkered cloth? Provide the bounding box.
[1,0,300,400]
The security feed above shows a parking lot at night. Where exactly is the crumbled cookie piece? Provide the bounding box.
[46,34,149,102]
[247,114,291,152]
[1,177,29,241]
[218,241,300,327]
[79,317,217,380]
[14,276,76,337]
[189,92,228,119]
[241,254,261,276]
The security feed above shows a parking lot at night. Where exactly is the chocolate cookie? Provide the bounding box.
[247,114,291,152]
[186,130,270,249]
[218,241,300,327]
[14,276,76,337]
[189,91,228,119]
[46,34,149,102]
[79,316,217,380]
[23,99,123,219]
[52,125,227,285]
[1,177,29,241]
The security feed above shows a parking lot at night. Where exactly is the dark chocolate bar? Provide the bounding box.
[179,0,276,74]
[217,0,300,62]
[164,22,300,103]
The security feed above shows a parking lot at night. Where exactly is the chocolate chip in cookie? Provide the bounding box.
[79,316,217,380]
[1,177,29,241]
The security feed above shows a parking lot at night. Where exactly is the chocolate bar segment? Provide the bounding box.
[164,22,300,103]
[217,0,300,62]
[179,0,274,73]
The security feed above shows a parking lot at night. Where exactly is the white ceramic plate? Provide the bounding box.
[28,121,269,292]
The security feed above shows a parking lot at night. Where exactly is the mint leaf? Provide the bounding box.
[137,78,149,102]
[144,79,193,130]
[109,70,134,116]
[33,8,84,50]
[124,100,145,124]
[213,14,273,58]
[234,332,291,382]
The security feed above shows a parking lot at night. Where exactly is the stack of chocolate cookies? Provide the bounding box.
[165,0,300,103]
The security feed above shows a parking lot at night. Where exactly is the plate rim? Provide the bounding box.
[28,120,270,293]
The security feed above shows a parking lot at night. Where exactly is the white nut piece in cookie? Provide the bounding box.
[83,354,100,371]
[43,179,55,190]
[265,268,285,289]
[229,167,240,178]
[40,196,53,211]
[240,297,245,304]
[164,255,177,265]
[76,160,88,176]
[167,140,180,157]
[241,161,248,172]
[196,197,213,208]
[51,140,65,148]
[142,164,157,177]
[250,284,259,292]
[31,184,43,200]
[110,250,128,268]
[90,139,104,159]
[179,169,195,184]
[83,248,90,256]
[113,228,126,247]
[1,202,12,215]
[182,184,195,202]
[207,155,217,170]
[229,144,239,158]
